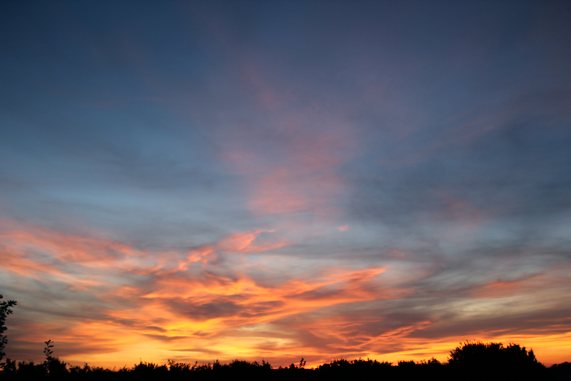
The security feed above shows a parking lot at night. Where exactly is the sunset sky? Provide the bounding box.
[1,0,571,367]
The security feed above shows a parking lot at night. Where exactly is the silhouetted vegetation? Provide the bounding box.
[0,341,570,381]
[448,341,544,380]
[0,295,17,369]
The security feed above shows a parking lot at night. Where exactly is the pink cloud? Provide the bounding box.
[218,229,287,253]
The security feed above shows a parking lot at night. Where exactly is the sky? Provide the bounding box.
[1,0,571,367]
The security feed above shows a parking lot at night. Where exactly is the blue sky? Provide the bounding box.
[1,0,571,366]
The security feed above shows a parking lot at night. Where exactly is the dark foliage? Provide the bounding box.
[0,295,17,367]
[0,341,570,381]
[42,340,67,379]
[448,341,546,380]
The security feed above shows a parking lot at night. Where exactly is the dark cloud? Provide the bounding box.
[167,299,242,320]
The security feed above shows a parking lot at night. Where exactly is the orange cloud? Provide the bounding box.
[143,266,386,326]
[3,218,570,368]
[177,246,216,270]
[0,218,142,266]
[218,229,287,253]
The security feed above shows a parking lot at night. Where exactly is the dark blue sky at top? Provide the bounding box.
[2,0,571,261]
[1,0,571,365]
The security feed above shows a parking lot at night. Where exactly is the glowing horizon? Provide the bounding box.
[1,0,571,369]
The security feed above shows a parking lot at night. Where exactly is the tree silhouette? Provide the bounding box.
[0,294,17,367]
[449,341,543,379]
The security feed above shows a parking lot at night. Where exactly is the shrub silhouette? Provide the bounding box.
[42,340,67,379]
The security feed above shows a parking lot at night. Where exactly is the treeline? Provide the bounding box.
[1,342,570,381]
